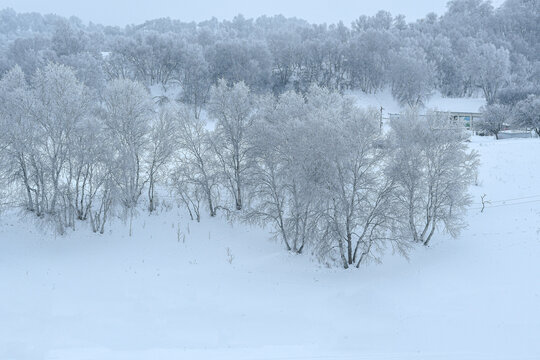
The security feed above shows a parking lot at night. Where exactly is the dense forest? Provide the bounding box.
[0,0,538,104]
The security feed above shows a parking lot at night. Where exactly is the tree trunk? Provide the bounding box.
[148,173,155,213]
[338,237,349,269]
[208,196,216,217]
[347,232,353,265]
[423,220,437,246]
[19,155,35,212]
[235,179,242,210]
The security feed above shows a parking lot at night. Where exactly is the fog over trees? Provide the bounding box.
[0,0,538,267]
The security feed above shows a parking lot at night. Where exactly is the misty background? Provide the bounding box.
[0,0,505,26]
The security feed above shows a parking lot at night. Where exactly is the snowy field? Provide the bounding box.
[1,135,540,360]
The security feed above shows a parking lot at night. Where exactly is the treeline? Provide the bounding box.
[0,0,539,109]
[0,63,478,268]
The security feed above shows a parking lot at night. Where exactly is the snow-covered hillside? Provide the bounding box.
[1,136,539,360]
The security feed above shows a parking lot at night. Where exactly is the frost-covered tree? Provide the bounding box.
[0,63,116,233]
[513,95,540,136]
[171,104,220,219]
[146,104,177,212]
[208,80,255,210]
[247,90,313,252]
[67,114,116,233]
[177,44,211,119]
[352,10,394,32]
[103,37,136,81]
[58,52,105,90]
[495,84,539,107]
[493,0,540,62]
[109,32,184,86]
[51,19,87,57]
[346,30,394,93]
[299,87,401,267]
[319,109,396,268]
[205,39,272,91]
[0,65,37,212]
[6,36,56,79]
[102,78,153,232]
[422,35,466,97]
[248,87,402,266]
[293,25,349,92]
[477,104,512,139]
[466,43,510,103]
[0,63,94,232]
[30,62,90,223]
[267,30,301,93]
[388,110,478,246]
[389,47,435,107]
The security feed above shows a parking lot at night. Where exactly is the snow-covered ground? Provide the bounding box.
[1,135,539,360]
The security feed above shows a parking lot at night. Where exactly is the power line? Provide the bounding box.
[478,194,540,204]
[470,198,540,211]
[151,191,540,211]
